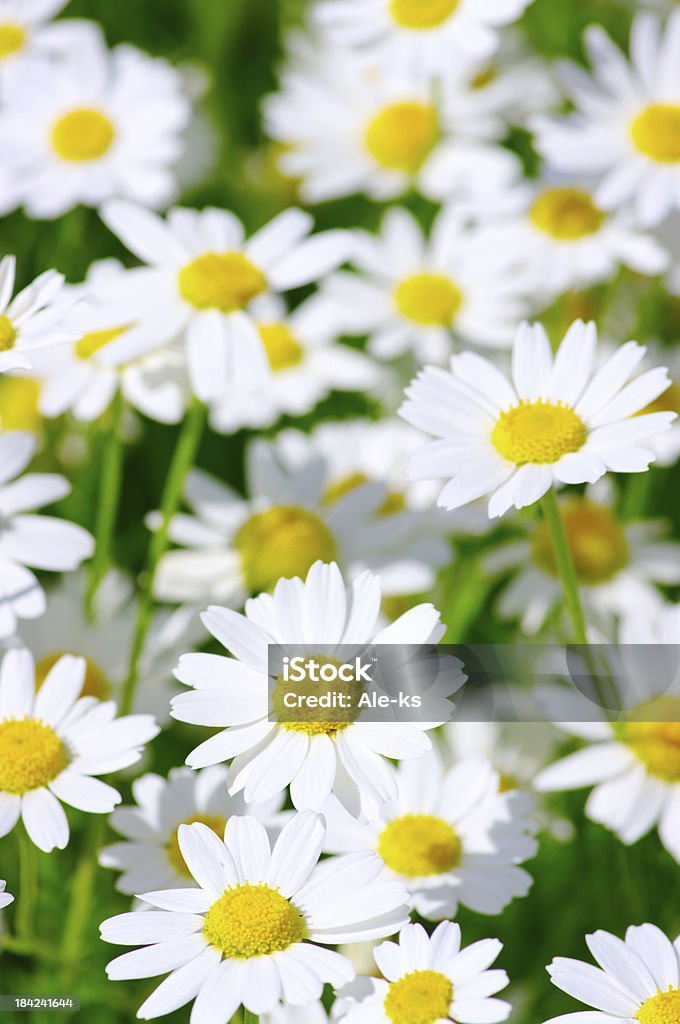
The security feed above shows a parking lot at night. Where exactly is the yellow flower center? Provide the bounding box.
[203,883,307,958]
[492,400,587,465]
[0,24,25,59]
[0,376,41,432]
[166,814,227,878]
[631,104,680,163]
[616,698,680,782]
[35,652,112,702]
[76,326,127,361]
[378,814,462,877]
[272,654,361,737]
[637,987,680,1024]
[51,108,115,162]
[389,0,459,29]
[394,273,462,327]
[640,380,680,416]
[365,102,439,173]
[0,314,17,352]
[0,718,69,795]
[530,188,606,241]
[324,471,407,516]
[178,253,266,313]
[257,322,304,372]
[532,498,629,585]
[384,970,453,1024]
[235,506,338,594]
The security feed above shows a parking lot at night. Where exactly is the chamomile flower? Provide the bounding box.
[334,922,511,1024]
[322,747,536,919]
[0,256,75,375]
[0,32,190,218]
[399,320,676,518]
[0,879,13,911]
[0,648,159,852]
[545,923,680,1024]
[631,342,680,467]
[0,1,94,82]
[100,812,410,1020]
[533,11,680,226]
[313,0,534,78]
[98,202,350,403]
[209,294,380,432]
[171,561,450,814]
[100,766,285,894]
[0,432,93,638]
[321,207,527,363]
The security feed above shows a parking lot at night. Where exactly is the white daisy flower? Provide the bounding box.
[0,255,76,375]
[171,560,450,814]
[461,32,560,127]
[630,342,680,467]
[98,201,350,403]
[334,921,511,1024]
[0,432,93,638]
[265,1003,328,1024]
[399,320,676,518]
[313,0,534,79]
[0,647,159,852]
[0,0,96,82]
[533,11,680,227]
[323,747,536,919]
[535,604,680,862]
[321,207,528,363]
[263,45,519,205]
[545,923,680,1024]
[0,879,13,911]
[0,31,190,218]
[209,293,381,432]
[100,766,285,895]
[100,811,410,1020]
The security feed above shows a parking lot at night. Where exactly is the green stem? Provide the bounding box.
[442,549,488,643]
[16,829,37,942]
[120,398,206,715]
[621,470,655,520]
[86,390,125,618]
[2,935,61,963]
[540,489,588,645]
[62,819,105,981]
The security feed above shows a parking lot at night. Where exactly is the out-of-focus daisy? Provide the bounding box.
[462,33,559,127]
[0,32,190,218]
[100,766,284,894]
[535,604,680,861]
[209,294,380,432]
[99,202,350,403]
[0,432,93,638]
[0,879,13,910]
[399,320,676,518]
[321,207,527,362]
[0,648,159,852]
[335,921,511,1024]
[323,747,536,918]
[154,432,448,605]
[632,342,680,467]
[533,11,680,226]
[101,812,409,1019]
[0,256,75,375]
[263,45,519,205]
[171,561,451,814]
[0,1,96,82]
[545,923,680,1024]
[313,0,534,78]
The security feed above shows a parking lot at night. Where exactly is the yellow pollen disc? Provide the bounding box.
[395,273,462,327]
[167,814,227,878]
[323,471,406,516]
[76,326,127,361]
[0,376,41,432]
[384,970,453,1024]
[51,108,115,162]
[532,498,629,585]
[637,987,680,1024]
[0,718,69,795]
[0,24,25,59]
[631,104,680,163]
[203,883,307,958]
[389,0,459,30]
[178,252,266,313]
[639,380,680,416]
[272,654,361,737]
[378,814,462,877]
[235,506,338,594]
[35,652,112,702]
[492,400,587,465]
[616,699,680,782]
[0,314,17,352]
[257,322,304,372]
[365,102,439,173]
[530,188,606,241]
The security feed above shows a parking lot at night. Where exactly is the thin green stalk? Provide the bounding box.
[540,489,587,645]
[442,549,488,643]
[621,470,654,520]
[120,398,206,715]
[16,829,37,942]
[62,819,106,982]
[2,935,60,963]
[86,390,126,618]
